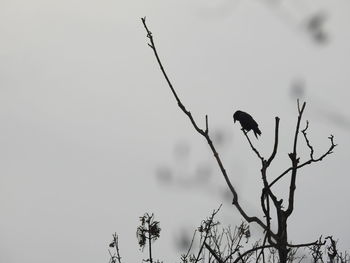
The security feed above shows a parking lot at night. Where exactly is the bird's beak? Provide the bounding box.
[234,119,236,123]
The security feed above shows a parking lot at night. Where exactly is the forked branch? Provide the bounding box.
[268,107,336,190]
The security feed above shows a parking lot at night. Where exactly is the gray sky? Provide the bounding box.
[1,1,350,262]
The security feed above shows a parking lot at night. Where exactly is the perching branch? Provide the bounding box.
[242,116,279,166]
[244,117,280,245]
[242,129,264,162]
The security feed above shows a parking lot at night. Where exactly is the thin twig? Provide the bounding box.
[114,235,122,263]
[184,230,198,259]
[301,121,315,159]
[242,129,264,162]
[195,205,222,263]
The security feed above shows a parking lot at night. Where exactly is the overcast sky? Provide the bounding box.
[1,1,350,262]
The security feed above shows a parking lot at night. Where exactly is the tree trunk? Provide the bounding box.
[277,211,288,263]
[278,246,288,263]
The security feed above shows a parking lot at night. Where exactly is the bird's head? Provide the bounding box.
[233,110,242,123]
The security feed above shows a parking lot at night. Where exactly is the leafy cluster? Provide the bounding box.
[136,213,161,250]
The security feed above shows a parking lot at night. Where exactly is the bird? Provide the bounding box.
[233,110,262,139]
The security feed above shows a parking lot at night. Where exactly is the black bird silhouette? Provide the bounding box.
[233,110,262,138]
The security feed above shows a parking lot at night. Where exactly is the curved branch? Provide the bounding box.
[242,130,264,162]
[267,117,280,167]
[232,244,274,263]
[287,239,326,249]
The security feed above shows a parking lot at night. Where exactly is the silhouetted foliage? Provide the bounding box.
[136,213,161,263]
[108,215,350,263]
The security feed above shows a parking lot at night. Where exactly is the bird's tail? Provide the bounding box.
[254,128,262,139]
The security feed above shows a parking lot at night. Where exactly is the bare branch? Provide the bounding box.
[269,129,336,189]
[195,205,222,263]
[266,117,280,167]
[325,236,338,262]
[114,235,122,263]
[286,100,306,216]
[242,129,264,162]
[141,17,275,239]
[287,239,325,249]
[301,121,315,159]
[261,118,282,207]
[205,115,209,134]
[301,121,337,162]
[205,242,224,263]
[293,100,306,154]
[232,244,274,263]
[256,235,269,263]
[183,230,197,260]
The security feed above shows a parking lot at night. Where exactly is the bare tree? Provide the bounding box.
[141,17,337,263]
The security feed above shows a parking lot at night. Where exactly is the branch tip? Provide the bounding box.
[205,115,209,134]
